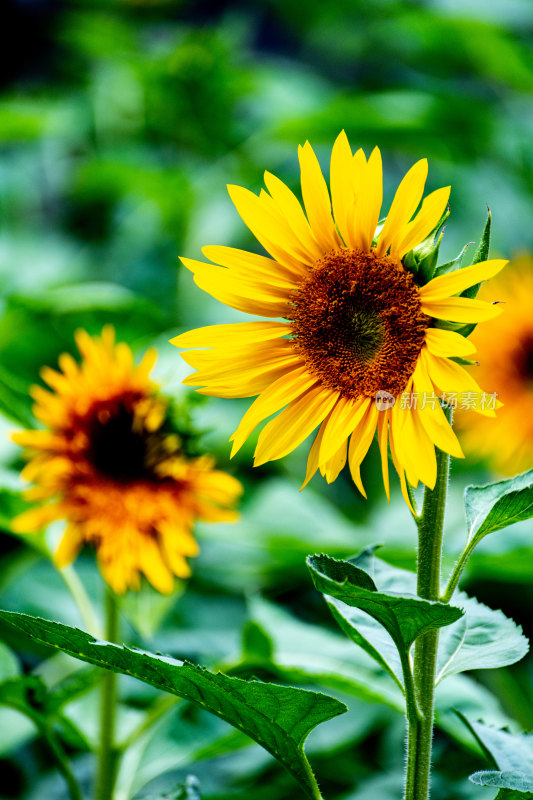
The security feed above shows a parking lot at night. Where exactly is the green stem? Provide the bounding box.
[60,564,102,637]
[302,755,325,800]
[95,589,119,800]
[118,694,178,751]
[404,407,452,800]
[441,540,476,603]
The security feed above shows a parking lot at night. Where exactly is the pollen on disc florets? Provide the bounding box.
[287,248,430,398]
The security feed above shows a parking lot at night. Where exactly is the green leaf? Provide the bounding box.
[435,593,529,682]
[464,470,533,549]
[325,599,403,689]
[460,716,533,796]
[470,771,533,793]
[0,610,347,798]
[494,792,533,799]
[247,595,404,711]
[242,620,274,662]
[307,553,463,664]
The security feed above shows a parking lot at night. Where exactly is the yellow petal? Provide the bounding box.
[330,130,356,247]
[254,385,339,466]
[397,406,437,489]
[230,366,317,456]
[171,321,288,350]
[11,503,64,533]
[319,396,370,466]
[298,141,342,252]
[140,535,175,594]
[263,171,323,263]
[355,146,383,251]
[388,422,416,512]
[323,439,348,484]
[302,418,329,489]
[347,403,378,496]
[202,245,297,285]
[419,259,508,301]
[180,257,290,318]
[424,328,476,358]
[376,158,428,256]
[377,408,391,501]
[193,357,304,398]
[420,296,503,323]
[227,184,307,276]
[54,525,84,568]
[421,350,496,417]
[394,186,450,258]
[411,358,464,458]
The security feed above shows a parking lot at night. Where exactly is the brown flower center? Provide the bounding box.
[515,331,533,383]
[287,248,429,398]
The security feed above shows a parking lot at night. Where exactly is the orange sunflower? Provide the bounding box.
[172,132,506,504]
[12,327,242,594]
[458,255,533,475]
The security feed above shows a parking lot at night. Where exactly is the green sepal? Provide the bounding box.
[0,609,347,799]
[449,356,479,367]
[433,241,472,279]
[403,208,449,285]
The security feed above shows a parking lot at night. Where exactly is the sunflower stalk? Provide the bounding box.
[404,406,452,800]
[95,589,119,800]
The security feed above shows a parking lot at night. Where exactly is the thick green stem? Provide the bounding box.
[404,408,451,800]
[95,589,119,800]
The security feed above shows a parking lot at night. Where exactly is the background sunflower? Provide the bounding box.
[0,1,533,799]
[458,254,533,476]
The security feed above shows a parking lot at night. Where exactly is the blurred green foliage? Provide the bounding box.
[1,0,533,798]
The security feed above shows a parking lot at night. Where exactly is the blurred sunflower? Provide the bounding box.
[458,256,533,474]
[12,327,242,594]
[172,132,506,504]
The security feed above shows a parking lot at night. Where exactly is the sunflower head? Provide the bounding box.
[172,132,507,507]
[458,255,533,475]
[12,326,242,594]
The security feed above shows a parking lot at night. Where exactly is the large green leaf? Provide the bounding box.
[0,610,346,798]
[465,471,533,549]
[460,716,533,796]
[435,593,529,682]
[307,553,463,664]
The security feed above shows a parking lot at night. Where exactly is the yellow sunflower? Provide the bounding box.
[458,255,533,475]
[172,132,506,505]
[12,327,242,594]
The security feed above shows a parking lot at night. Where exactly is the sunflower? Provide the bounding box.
[12,327,242,594]
[458,255,533,475]
[172,132,506,505]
